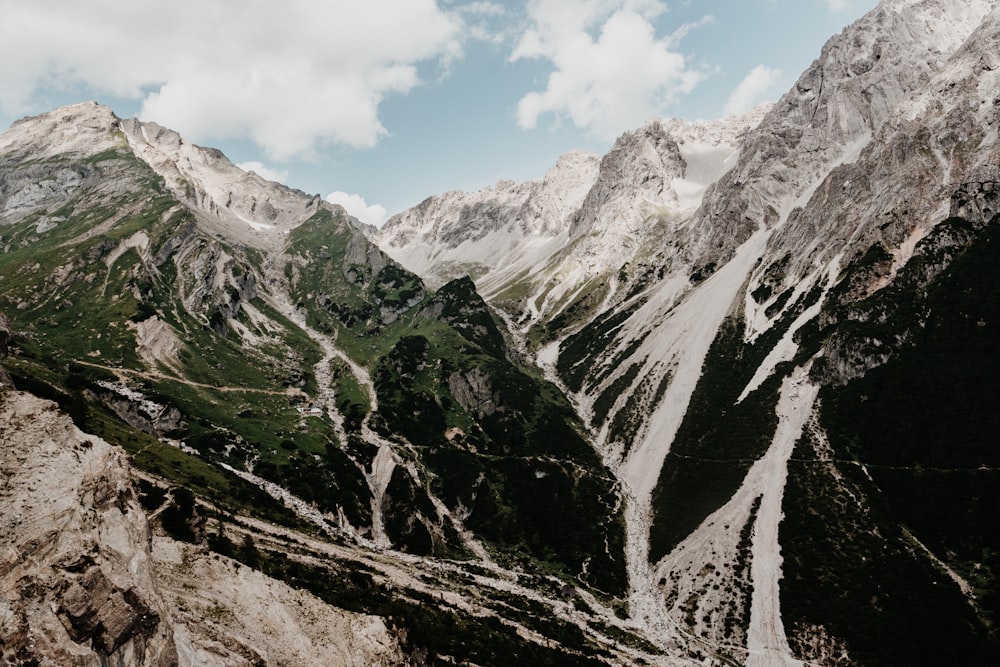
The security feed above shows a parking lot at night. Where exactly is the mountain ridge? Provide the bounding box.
[381,0,1000,662]
[2,0,999,664]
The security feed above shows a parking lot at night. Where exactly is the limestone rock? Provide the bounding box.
[0,391,178,666]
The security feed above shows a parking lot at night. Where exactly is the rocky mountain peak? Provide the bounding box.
[0,102,125,224]
[683,0,1000,276]
[2,1,1000,664]
[119,118,324,249]
[660,103,773,147]
[0,101,120,162]
[378,149,601,287]
[380,103,769,314]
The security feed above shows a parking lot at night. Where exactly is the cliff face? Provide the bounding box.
[378,150,601,290]
[0,90,629,667]
[0,391,178,666]
[0,390,408,666]
[379,106,768,336]
[377,1,1000,662]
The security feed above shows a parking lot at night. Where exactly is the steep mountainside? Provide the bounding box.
[379,106,770,343]
[0,389,406,666]
[0,104,640,663]
[379,150,601,288]
[1,0,999,665]
[381,0,1000,664]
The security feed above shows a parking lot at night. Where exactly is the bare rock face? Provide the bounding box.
[0,102,118,225]
[0,101,120,163]
[119,117,326,251]
[447,367,498,416]
[0,391,178,666]
[378,151,601,287]
[688,0,997,272]
[156,538,408,667]
[379,106,766,325]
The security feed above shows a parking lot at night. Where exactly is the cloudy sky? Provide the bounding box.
[0,0,875,225]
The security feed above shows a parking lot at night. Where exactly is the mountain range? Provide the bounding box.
[1,0,998,665]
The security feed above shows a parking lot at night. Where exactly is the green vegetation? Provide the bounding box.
[330,358,369,431]
[285,208,629,592]
[370,282,627,593]
[781,213,1000,664]
[5,357,302,529]
[557,299,645,392]
[592,361,643,428]
[1,140,628,618]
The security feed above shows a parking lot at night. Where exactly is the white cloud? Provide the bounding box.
[825,0,851,11]
[237,162,290,184]
[455,1,510,44]
[326,191,388,228]
[510,0,709,140]
[0,0,464,159]
[723,64,784,116]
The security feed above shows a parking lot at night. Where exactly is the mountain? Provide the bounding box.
[379,105,771,342]
[387,0,1000,664]
[1,0,999,665]
[0,103,634,664]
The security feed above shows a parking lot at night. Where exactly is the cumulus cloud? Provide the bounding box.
[0,0,464,159]
[326,191,388,227]
[723,65,784,116]
[237,162,290,184]
[510,0,709,140]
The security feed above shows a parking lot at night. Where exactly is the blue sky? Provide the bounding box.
[0,0,876,224]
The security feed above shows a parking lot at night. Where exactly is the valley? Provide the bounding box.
[2,0,1000,665]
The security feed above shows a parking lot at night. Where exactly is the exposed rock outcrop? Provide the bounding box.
[0,391,178,666]
[119,118,327,250]
[379,106,768,327]
[447,367,498,416]
[157,538,408,667]
[0,391,411,666]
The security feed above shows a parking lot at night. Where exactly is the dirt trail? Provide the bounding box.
[76,360,295,396]
[251,249,693,661]
[261,265,400,538]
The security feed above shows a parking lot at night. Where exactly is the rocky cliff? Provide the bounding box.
[0,390,178,666]
[0,390,409,665]
[379,0,1000,663]
[0,94,631,666]
[379,106,769,334]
